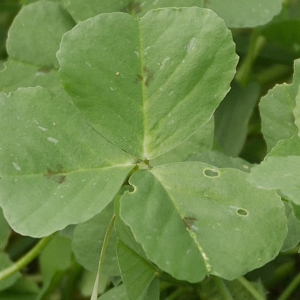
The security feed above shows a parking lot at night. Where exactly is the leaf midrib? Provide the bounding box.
[137,20,149,160]
[2,163,134,179]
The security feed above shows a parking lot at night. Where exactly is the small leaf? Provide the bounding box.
[260,59,300,152]
[0,253,20,291]
[0,87,133,237]
[117,241,159,300]
[62,0,204,22]
[120,162,286,281]
[205,0,283,28]
[0,1,75,93]
[248,136,300,205]
[61,0,281,28]
[281,202,300,252]
[0,208,10,250]
[58,7,238,159]
[214,81,260,157]
[72,202,120,276]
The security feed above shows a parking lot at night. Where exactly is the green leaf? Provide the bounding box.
[0,253,20,291]
[214,81,260,157]
[151,117,214,167]
[61,0,281,28]
[39,235,72,282]
[117,241,159,300]
[0,277,39,300]
[260,59,300,152]
[248,136,300,205]
[37,234,73,299]
[281,202,300,252]
[204,0,283,28]
[98,284,129,300]
[186,150,252,173]
[62,0,204,22]
[0,87,133,237]
[120,162,286,282]
[261,20,300,55]
[0,208,10,250]
[0,1,75,93]
[198,276,266,300]
[58,7,238,159]
[294,71,300,133]
[72,202,120,276]
[79,270,109,298]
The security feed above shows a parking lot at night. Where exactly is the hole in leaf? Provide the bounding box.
[237,209,248,216]
[203,168,219,177]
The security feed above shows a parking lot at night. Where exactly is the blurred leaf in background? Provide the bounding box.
[0,0,21,62]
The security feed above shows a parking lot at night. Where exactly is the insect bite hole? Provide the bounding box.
[237,208,248,216]
[203,168,220,178]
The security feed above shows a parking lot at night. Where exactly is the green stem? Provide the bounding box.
[237,277,266,300]
[164,287,192,300]
[0,235,53,281]
[213,277,234,300]
[278,273,300,300]
[256,64,292,86]
[235,30,266,86]
[91,214,116,300]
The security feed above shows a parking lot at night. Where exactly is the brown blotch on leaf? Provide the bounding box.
[183,217,197,230]
[138,66,154,87]
[136,74,143,83]
[121,1,142,14]
[37,65,54,74]
[44,164,67,184]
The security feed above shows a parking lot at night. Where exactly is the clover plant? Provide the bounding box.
[0,1,300,299]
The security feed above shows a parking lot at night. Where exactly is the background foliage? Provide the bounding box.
[1,0,300,299]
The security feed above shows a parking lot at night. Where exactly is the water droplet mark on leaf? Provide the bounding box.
[47,137,58,144]
[12,162,21,171]
[186,37,196,52]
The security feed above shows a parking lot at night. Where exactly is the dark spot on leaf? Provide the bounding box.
[136,74,143,82]
[183,217,196,230]
[121,1,142,15]
[145,72,154,87]
[44,164,67,184]
[142,66,154,87]
[37,65,54,74]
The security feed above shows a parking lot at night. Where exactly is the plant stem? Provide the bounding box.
[0,235,53,281]
[91,214,116,300]
[237,276,266,300]
[278,273,300,300]
[164,286,192,300]
[213,277,234,300]
[235,30,266,86]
